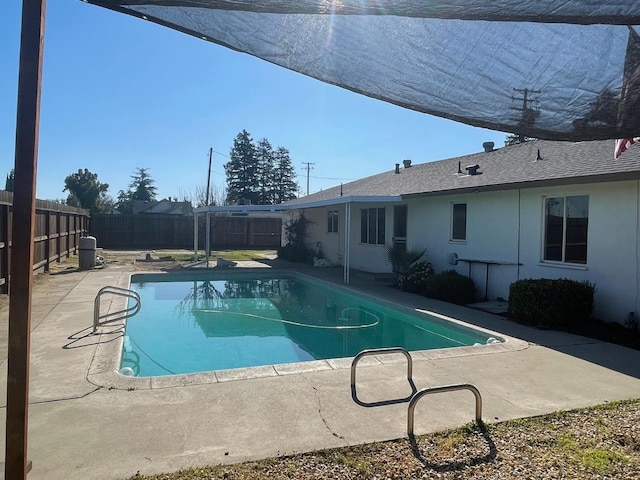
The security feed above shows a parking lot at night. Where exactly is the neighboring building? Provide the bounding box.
[132,198,193,215]
[282,139,640,324]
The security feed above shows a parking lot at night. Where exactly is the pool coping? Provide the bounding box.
[86,269,530,390]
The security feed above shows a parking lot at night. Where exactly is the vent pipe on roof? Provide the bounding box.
[457,161,463,174]
[482,141,495,152]
[535,149,543,161]
[395,163,400,174]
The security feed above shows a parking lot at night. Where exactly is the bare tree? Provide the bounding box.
[178,183,227,207]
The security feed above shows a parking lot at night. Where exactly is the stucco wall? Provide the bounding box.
[517,181,640,323]
[405,191,520,301]
[288,180,640,322]
[405,180,640,323]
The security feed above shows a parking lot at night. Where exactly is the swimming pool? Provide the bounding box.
[121,272,500,377]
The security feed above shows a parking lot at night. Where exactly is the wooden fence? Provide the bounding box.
[0,191,90,293]
[90,214,282,249]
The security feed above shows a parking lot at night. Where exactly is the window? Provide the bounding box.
[360,208,385,244]
[451,203,467,241]
[543,195,589,264]
[327,210,339,233]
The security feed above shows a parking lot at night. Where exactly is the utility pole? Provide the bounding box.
[510,87,541,143]
[301,162,315,196]
[205,147,212,206]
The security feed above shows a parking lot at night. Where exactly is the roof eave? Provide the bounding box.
[401,171,640,199]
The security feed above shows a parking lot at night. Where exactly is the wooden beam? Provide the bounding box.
[5,0,47,478]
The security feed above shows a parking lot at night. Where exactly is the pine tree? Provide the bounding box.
[225,130,259,205]
[5,169,14,192]
[273,147,298,204]
[129,167,157,201]
[255,138,275,205]
[115,167,158,213]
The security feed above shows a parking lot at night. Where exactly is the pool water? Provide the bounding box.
[121,273,497,377]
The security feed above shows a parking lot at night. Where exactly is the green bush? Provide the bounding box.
[278,213,315,264]
[397,261,435,293]
[423,270,476,305]
[508,278,595,329]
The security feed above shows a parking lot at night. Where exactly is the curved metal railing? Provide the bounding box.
[407,384,483,436]
[93,286,141,332]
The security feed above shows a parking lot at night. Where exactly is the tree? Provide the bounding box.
[116,189,133,214]
[225,130,259,205]
[178,183,227,208]
[63,168,110,214]
[255,138,275,205]
[116,167,158,213]
[224,130,297,205]
[5,169,14,192]
[129,167,157,201]
[273,147,298,203]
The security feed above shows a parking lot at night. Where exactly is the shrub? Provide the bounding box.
[383,244,426,274]
[508,278,595,329]
[423,270,476,305]
[397,261,435,293]
[278,214,315,264]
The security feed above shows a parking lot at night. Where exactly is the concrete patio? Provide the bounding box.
[2,258,640,480]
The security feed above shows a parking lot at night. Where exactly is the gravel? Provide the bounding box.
[125,399,640,480]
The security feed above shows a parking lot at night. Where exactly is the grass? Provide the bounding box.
[174,250,275,262]
[123,399,640,480]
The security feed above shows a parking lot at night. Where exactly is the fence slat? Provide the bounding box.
[90,214,282,249]
[0,192,89,292]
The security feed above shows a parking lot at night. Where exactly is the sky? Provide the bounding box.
[1,0,508,203]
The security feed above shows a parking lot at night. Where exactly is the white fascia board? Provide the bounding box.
[193,204,286,214]
[194,196,402,213]
[285,195,403,209]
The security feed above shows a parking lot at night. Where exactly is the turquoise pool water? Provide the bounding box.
[121,272,497,377]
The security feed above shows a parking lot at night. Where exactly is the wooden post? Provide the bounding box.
[5,0,47,478]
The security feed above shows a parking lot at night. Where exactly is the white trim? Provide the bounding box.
[193,195,403,214]
[537,262,588,271]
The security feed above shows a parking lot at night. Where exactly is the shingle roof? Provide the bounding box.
[285,140,640,206]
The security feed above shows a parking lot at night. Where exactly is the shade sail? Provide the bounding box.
[85,1,640,140]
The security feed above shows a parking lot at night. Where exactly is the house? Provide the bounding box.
[132,198,193,215]
[281,139,640,324]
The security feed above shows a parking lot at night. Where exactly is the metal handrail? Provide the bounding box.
[407,384,483,436]
[93,286,141,332]
[350,347,413,390]
[350,347,417,406]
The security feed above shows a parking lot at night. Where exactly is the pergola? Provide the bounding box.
[193,195,402,283]
[8,1,640,478]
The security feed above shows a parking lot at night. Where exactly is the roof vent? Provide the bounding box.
[403,159,412,168]
[482,141,495,152]
[465,164,482,176]
[395,163,400,174]
[535,149,543,161]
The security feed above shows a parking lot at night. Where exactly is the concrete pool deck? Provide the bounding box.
[2,260,640,480]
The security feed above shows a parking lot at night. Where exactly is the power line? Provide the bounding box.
[296,174,357,181]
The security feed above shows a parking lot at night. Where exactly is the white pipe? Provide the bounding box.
[193,211,198,261]
[344,203,351,284]
[205,212,211,267]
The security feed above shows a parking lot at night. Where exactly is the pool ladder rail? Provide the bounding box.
[93,286,141,332]
[350,347,483,437]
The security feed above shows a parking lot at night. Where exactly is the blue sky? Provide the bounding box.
[2,0,507,202]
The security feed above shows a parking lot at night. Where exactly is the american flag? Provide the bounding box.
[614,137,640,159]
